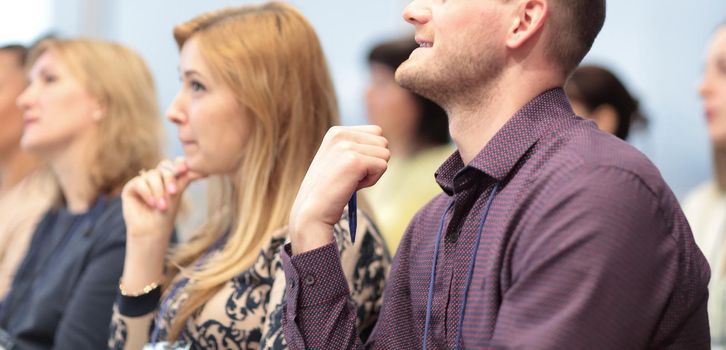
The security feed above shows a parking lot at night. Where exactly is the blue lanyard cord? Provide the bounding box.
[423,199,456,350]
[455,183,500,349]
[423,182,500,350]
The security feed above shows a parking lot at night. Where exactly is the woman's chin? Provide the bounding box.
[181,155,202,172]
[20,137,54,157]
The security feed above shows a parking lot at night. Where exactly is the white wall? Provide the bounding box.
[1,1,724,199]
[0,0,53,44]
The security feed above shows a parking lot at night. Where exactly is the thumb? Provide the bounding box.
[173,157,207,191]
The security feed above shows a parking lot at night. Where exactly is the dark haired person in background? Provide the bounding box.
[0,44,57,300]
[566,64,646,140]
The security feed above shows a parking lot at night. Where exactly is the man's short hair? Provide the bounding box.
[547,0,606,75]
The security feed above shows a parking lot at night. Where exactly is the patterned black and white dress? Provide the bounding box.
[109,208,390,350]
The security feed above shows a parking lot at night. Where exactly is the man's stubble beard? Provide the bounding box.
[395,48,504,115]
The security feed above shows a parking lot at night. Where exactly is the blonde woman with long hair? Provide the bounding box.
[0,38,162,349]
[110,3,390,349]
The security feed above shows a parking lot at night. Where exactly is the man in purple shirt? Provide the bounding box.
[282,0,711,348]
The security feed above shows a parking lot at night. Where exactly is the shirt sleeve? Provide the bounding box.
[335,210,390,343]
[281,240,363,349]
[488,165,710,349]
[281,206,427,350]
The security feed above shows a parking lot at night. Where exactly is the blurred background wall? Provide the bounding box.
[1,0,724,199]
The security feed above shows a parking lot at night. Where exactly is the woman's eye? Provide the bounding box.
[190,81,206,92]
[43,74,57,83]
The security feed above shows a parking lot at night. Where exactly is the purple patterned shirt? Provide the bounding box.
[281,88,711,349]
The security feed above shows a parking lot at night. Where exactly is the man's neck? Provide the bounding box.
[446,70,563,164]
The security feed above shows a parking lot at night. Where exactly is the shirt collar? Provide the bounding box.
[435,88,573,194]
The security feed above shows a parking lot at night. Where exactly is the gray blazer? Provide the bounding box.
[0,196,126,350]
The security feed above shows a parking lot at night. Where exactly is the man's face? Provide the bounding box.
[395,0,511,105]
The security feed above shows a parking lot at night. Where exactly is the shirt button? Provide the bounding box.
[304,275,315,286]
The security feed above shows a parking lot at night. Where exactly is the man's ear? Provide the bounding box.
[505,0,548,49]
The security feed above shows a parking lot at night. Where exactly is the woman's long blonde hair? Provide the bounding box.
[26,38,163,197]
[166,2,339,340]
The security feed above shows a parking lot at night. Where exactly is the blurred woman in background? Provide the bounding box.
[565,64,646,140]
[683,22,726,346]
[110,3,389,349]
[0,37,163,349]
[362,36,452,254]
[0,44,57,300]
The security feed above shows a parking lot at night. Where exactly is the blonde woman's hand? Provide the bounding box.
[121,157,205,242]
[289,125,390,255]
[120,157,205,293]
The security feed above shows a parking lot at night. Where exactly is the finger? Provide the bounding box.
[346,132,389,149]
[327,126,388,148]
[158,159,175,173]
[336,142,391,162]
[172,157,189,177]
[172,157,206,190]
[157,161,178,195]
[356,155,389,190]
[335,124,384,135]
[141,169,168,210]
[173,156,207,180]
[174,170,204,192]
[185,170,207,181]
[127,177,155,208]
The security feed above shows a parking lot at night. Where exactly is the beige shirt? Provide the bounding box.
[0,169,57,298]
[683,180,726,345]
[363,144,453,254]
